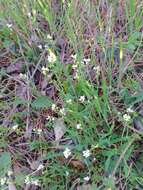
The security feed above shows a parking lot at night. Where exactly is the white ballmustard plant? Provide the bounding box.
[12,124,18,130]
[63,148,71,159]
[83,176,90,182]
[79,96,85,103]
[60,108,66,116]
[51,104,57,111]
[48,49,56,63]
[123,114,131,122]
[127,107,134,113]
[66,99,72,104]
[83,149,91,158]
[41,66,49,75]
[76,123,81,129]
[0,177,7,185]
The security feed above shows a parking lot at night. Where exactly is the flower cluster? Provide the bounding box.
[25,176,40,186]
[33,128,42,135]
[41,66,49,75]
[123,107,134,122]
[48,49,57,63]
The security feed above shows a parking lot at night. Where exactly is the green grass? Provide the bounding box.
[0,0,143,189]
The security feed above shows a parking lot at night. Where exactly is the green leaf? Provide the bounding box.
[31,96,52,109]
[0,152,11,177]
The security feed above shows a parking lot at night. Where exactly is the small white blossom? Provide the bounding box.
[32,179,40,186]
[37,129,42,135]
[83,149,91,158]
[51,104,56,111]
[12,124,18,130]
[63,148,71,159]
[127,107,134,113]
[19,73,27,80]
[60,108,66,116]
[27,12,31,17]
[25,176,40,186]
[6,23,12,29]
[84,176,90,182]
[37,164,44,171]
[46,116,55,121]
[41,66,49,75]
[71,54,77,60]
[48,49,56,63]
[7,170,13,176]
[66,99,72,104]
[72,64,78,69]
[79,96,85,103]
[25,176,30,184]
[73,72,79,80]
[93,66,100,75]
[0,177,7,185]
[81,58,91,65]
[47,34,52,40]
[76,123,81,129]
[38,44,42,49]
[33,128,42,135]
[123,114,131,122]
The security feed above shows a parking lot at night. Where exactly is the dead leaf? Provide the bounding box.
[54,118,66,141]
[69,159,85,170]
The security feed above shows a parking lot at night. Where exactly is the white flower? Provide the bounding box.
[66,99,72,104]
[32,179,40,186]
[47,34,52,40]
[46,116,55,121]
[63,148,71,159]
[81,58,91,65]
[7,23,12,29]
[37,129,42,135]
[123,114,131,122]
[27,12,31,17]
[83,149,91,158]
[41,66,49,75]
[33,128,42,135]
[84,176,90,182]
[72,64,78,69]
[48,49,56,63]
[19,73,27,80]
[60,108,66,116]
[93,66,100,75]
[127,107,134,113]
[79,96,85,103]
[71,54,77,60]
[76,123,81,129]
[25,176,40,186]
[12,124,18,130]
[51,104,56,111]
[37,164,44,171]
[25,176,30,184]
[0,177,7,185]
[74,72,79,80]
[38,44,42,49]
[7,170,13,176]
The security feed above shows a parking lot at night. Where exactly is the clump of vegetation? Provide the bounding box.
[0,0,143,189]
